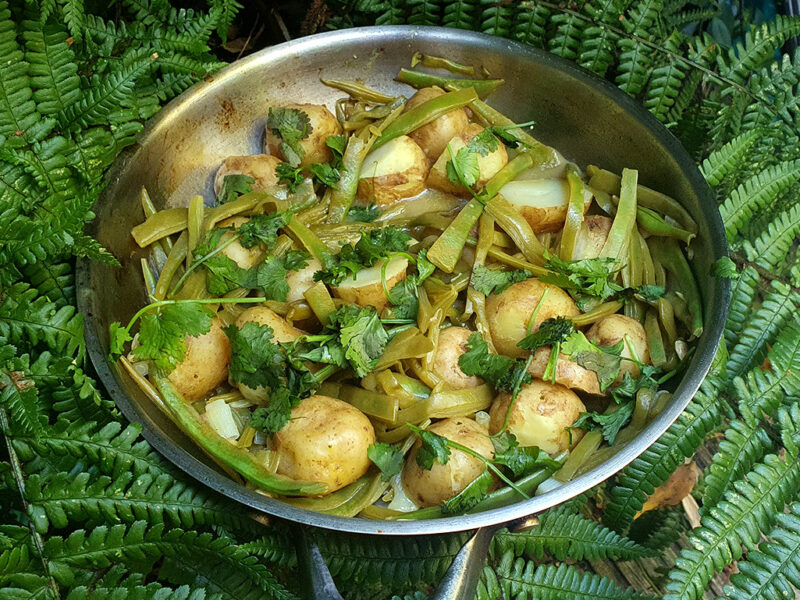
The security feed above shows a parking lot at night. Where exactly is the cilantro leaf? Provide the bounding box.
[314,227,411,286]
[635,285,666,303]
[409,424,451,470]
[325,305,389,377]
[713,256,738,279]
[309,162,340,188]
[459,332,531,394]
[441,469,493,515]
[109,321,133,360]
[491,432,560,478]
[561,331,623,390]
[216,174,254,205]
[368,442,405,481]
[388,249,436,319]
[131,302,214,371]
[267,107,312,167]
[249,389,296,436]
[573,401,635,444]
[471,265,530,296]
[237,212,290,250]
[326,135,347,169]
[518,317,576,353]
[275,163,304,193]
[540,254,623,300]
[347,204,381,223]
[203,254,245,295]
[446,146,480,188]
[467,129,499,156]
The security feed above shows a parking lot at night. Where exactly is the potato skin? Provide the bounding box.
[489,380,586,454]
[357,136,429,206]
[286,257,323,303]
[432,326,482,390]
[404,87,470,160]
[486,278,580,358]
[527,347,601,395]
[573,215,613,260]
[402,417,495,507]
[427,123,508,195]
[587,314,649,381]
[334,256,408,312]
[264,103,342,167]
[274,395,375,492]
[167,317,230,402]
[217,216,262,270]
[213,155,282,197]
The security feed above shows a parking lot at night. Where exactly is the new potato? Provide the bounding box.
[432,326,482,390]
[167,317,230,402]
[333,255,408,312]
[527,347,601,395]
[357,135,429,206]
[216,216,262,270]
[427,123,508,195]
[489,380,586,454]
[587,314,650,381]
[213,154,283,196]
[286,257,323,303]
[274,395,375,492]
[486,278,580,358]
[265,103,342,166]
[497,179,592,233]
[402,417,495,507]
[403,86,470,160]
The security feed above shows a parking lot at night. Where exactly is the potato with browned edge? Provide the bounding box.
[573,215,613,260]
[527,347,601,395]
[486,278,580,358]
[497,179,592,234]
[404,87,470,160]
[489,380,586,454]
[427,123,508,195]
[166,317,230,402]
[274,395,375,492]
[357,136,429,206]
[213,155,283,197]
[587,314,650,381]
[402,417,494,507]
[334,255,408,312]
[432,326,482,390]
[233,307,306,402]
[264,103,342,167]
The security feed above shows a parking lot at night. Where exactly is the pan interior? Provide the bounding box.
[78,26,729,536]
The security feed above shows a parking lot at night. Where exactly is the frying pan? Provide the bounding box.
[76,26,730,599]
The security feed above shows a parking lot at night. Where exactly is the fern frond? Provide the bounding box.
[603,388,725,532]
[375,0,407,25]
[21,261,75,309]
[548,12,584,61]
[700,128,762,188]
[722,501,800,600]
[727,280,798,378]
[0,352,49,436]
[665,7,717,29]
[479,0,513,37]
[477,556,651,600]
[65,583,208,600]
[0,543,50,595]
[663,452,800,600]
[493,512,654,561]
[718,15,800,85]
[723,266,759,351]
[719,160,800,240]
[627,506,686,549]
[700,418,773,514]
[26,470,251,533]
[512,1,551,48]
[442,0,478,29]
[743,203,800,270]
[157,554,284,600]
[614,0,662,96]
[766,320,800,396]
[22,20,80,117]
[0,3,39,141]
[643,32,689,122]
[734,368,789,427]
[406,0,442,25]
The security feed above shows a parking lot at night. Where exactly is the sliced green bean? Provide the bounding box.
[645,310,668,368]
[428,199,484,273]
[559,166,586,261]
[286,215,334,266]
[304,282,336,325]
[132,207,189,248]
[395,68,503,99]
[637,206,695,244]
[587,166,697,234]
[658,297,678,346]
[600,168,638,262]
[571,300,625,327]
[321,78,397,104]
[649,238,703,338]
[411,53,476,76]
[141,186,172,252]
[486,195,546,265]
[187,195,204,266]
[140,258,157,298]
[154,232,188,301]
[554,431,602,482]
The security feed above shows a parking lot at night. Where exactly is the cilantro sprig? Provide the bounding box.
[216,174,255,205]
[445,129,500,192]
[275,162,341,192]
[314,227,412,286]
[386,249,435,319]
[368,442,405,481]
[470,264,531,296]
[267,107,312,167]
[458,332,532,396]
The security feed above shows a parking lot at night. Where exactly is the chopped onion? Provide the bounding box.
[204,399,240,440]
[475,410,491,429]
[386,474,418,512]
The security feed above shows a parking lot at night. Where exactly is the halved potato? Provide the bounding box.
[573,215,613,260]
[432,326,483,390]
[286,257,323,303]
[404,86,470,160]
[427,123,508,196]
[213,154,283,197]
[357,135,429,206]
[264,103,342,166]
[216,216,262,270]
[497,179,592,233]
[527,347,602,395]
[333,255,408,312]
[167,317,230,402]
[587,314,649,382]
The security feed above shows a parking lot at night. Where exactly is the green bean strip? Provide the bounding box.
[554,430,603,482]
[321,78,397,103]
[372,87,478,151]
[587,166,698,233]
[479,245,549,277]
[571,300,625,327]
[150,372,326,496]
[304,282,336,325]
[324,474,388,517]
[600,168,637,262]
[286,216,334,265]
[186,195,204,266]
[649,238,703,338]
[639,232,656,285]
[411,53,476,75]
[486,194,546,264]
[637,205,695,244]
[131,207,189,247]
[559,166,586,261]
[395,68,503,99]
[285,477,371,511]
[154,232,188,300]
[320,382,399,422]
[141,187,172,252]
[657,297,678,346]
[140,259,157,298]
[645,310,668,368]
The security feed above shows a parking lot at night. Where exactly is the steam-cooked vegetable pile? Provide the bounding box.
[109,56,702,519]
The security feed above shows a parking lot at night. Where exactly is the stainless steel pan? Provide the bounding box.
[77,26,730,599]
